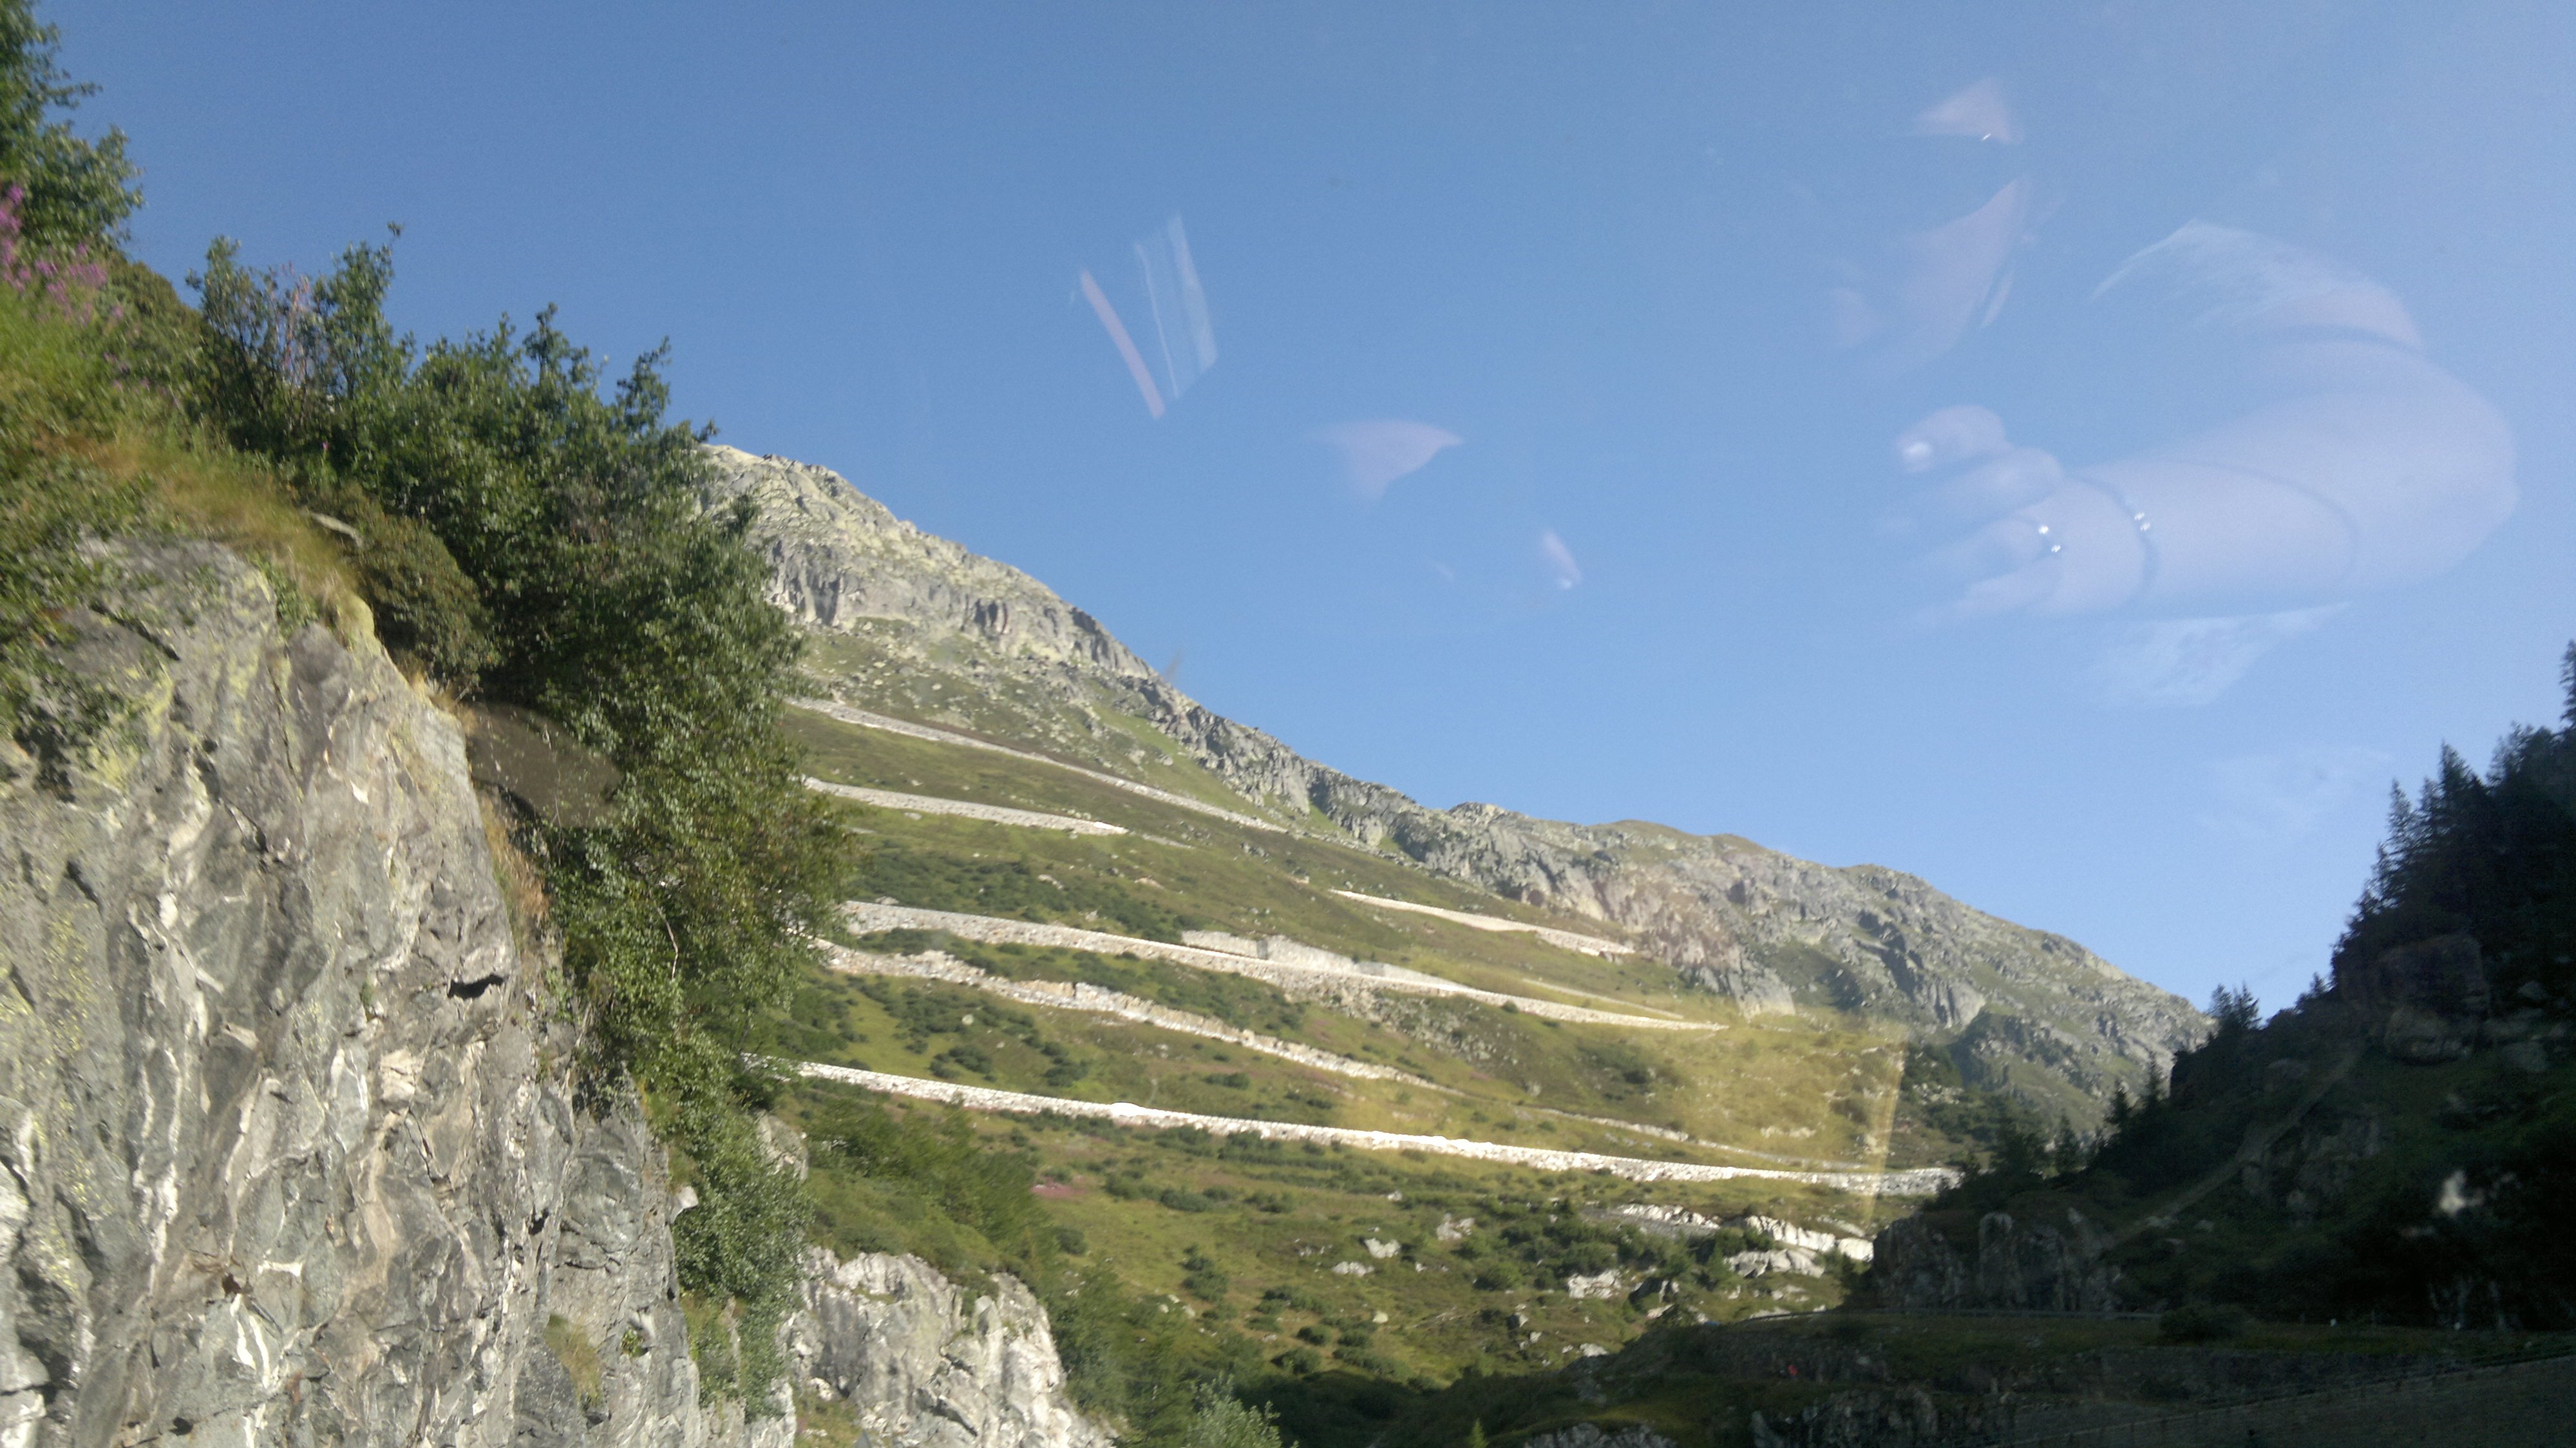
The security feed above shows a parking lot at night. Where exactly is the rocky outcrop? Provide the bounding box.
[786,1250,1108,1448]
[0,546,1109,1448]
[1868,1209,2121,1313]
[708,448,2206,1118]
[0,545,751,1448]
[703,447,1151,681]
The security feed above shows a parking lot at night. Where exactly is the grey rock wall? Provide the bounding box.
[1747,1389,1942,1448]
[0,548,750,1448]
[0,545,1113,1448]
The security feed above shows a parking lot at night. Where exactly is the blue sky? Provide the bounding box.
[66,2,2576,1011]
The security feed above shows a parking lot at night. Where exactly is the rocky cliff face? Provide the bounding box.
[0,545,1103,1448]
[705,448,2206,1118]
[788,1250,1110,1448]
[1867,1210,2123,1314]
[0,544,738,1448]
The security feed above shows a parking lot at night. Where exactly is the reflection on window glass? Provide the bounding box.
[92,0,2553,1056]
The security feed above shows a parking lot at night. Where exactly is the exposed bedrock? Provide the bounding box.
[0,546,1102,1448]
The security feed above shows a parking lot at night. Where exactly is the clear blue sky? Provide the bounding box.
[66,1,2575,1011]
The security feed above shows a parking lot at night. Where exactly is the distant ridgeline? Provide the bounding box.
[1871,647,2576,1329]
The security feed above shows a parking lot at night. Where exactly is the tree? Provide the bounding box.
[2333,643,2576,1005]
[2206,983,2260,1036]
[0,0,136,248]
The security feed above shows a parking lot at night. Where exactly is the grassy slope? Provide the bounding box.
[803,627,1266,817]
[753,694,2047,1429]
[787,703,1944,1167]
[778,1082,1877,1389]
[1929,1013,2576,1324]
[770,586,2261,1443]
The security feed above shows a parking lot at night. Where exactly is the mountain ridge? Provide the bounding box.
[706,444,2206,1122]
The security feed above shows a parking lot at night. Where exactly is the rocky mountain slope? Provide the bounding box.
[706,446,2205,1123]
[0,544,1103,1448]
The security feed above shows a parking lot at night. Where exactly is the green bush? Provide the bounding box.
[1184,1380,1290,1448]
[668,1099,810,1400]
[0,283,141,753]
[1182,1245,1231,1302]
[803,1092,1056,1279]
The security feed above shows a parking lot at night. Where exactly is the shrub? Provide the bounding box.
[668,1100,810,1400]
[804,1094,1054,1276]
[1181,1244,1231,1302]
[189,235,838,1404]
[1182,1380,1289,1448]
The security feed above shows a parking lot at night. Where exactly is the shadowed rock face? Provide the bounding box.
[0,546,1108,1448]
[705,448,2206,1119]
[2344,933,2490,1063]
[1869,1210,2123,1313]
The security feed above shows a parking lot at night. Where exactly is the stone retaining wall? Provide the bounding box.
[804,777,1126,835]
[790,698,1284,832]
[818,942,1406,1080]
[1333,888,1634,957]
[790,1061,1958,1196]
[840,902,1720,1031]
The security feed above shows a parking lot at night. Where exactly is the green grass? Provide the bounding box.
[543,1313,605,1411]
[773,685,1999,1159]
[759,645,2090,1442]
[799,627,1265,815]
[781,701,1978,1167]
